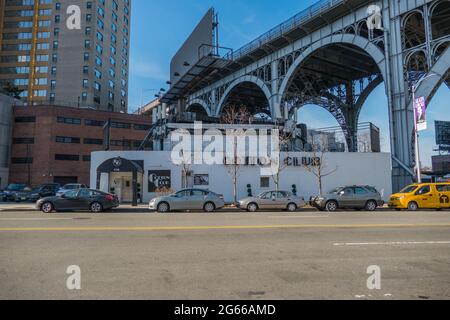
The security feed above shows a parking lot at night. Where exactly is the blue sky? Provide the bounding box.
[129,0,449,166]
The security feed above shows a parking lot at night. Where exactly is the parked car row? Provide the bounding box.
[5,182,450,214]
[148,186,382,213]
[148,182,450,213]
[0,183,88,203]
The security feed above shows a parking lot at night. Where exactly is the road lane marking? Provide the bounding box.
[0,223,450,232]
[0,218,75,221]
[268,216,330,219]
[333,241,450,246]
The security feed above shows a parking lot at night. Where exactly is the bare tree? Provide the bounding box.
[271,131,293,191]
[220,105,251,125]
[302,136,338,196]
[221,105,251,204]
[177,149,192,189]
[358,132,371,153]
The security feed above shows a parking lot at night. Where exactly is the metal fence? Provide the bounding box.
[224,0,343,61]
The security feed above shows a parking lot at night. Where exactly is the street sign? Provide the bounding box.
[414,96,427,131]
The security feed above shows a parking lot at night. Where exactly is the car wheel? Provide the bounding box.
[203,202,216,213]
[247,203,258,212]
[365,200,378,212]
[41,202,54,213]
[408,201,419,211]
[90,202,103,213]
[287,203,297,212]
[157,202,170,213]
[325,201,338,212]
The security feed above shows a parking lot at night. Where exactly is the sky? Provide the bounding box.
[128,0,450,166]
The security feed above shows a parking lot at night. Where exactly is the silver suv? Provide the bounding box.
[310,186,384,212]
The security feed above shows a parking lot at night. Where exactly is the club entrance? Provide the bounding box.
[96,157,144,206]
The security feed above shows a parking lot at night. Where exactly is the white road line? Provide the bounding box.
[268,216,330,219]
[333,241,450,246]
[0,218,75,221]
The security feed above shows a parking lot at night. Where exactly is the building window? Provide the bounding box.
[194,174,209,186]
[55,154,80,161]
[83,138,103,145]
[83,155,91,162]
[260,177,270,188]
[84,119,105,126]
[56,136,80,144]
[15,116,36,123]
[111,121,130,129]
[57,117,81,125]
[13,138,34,144]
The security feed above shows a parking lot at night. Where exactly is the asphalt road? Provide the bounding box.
[0,209,449,300]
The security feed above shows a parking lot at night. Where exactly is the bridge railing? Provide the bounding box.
[224,0,343,62]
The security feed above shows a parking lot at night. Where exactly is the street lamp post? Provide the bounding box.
[411,73,439,183]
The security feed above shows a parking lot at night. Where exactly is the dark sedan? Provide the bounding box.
[36,189,119,213]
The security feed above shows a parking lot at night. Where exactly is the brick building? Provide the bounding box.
[10,104,152,186]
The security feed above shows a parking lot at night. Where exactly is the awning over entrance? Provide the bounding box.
[96,157,144,207]
[97,157,144,174]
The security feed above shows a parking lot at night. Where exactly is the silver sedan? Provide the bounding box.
[149,189,225,213]
[238,191,306,212]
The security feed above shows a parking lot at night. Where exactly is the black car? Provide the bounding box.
[2,184,28,202]
[20,184,61,202]
[36,188,119,213]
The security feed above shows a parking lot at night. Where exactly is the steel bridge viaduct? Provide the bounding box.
[161,0,450,191]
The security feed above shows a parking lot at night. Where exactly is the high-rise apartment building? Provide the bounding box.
[0,0,131,112]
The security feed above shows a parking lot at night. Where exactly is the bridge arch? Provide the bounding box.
[408,45,450,111]
[186,99,211,117]
[278,34,387,151]
[278,34,387,100]
[430,0,450,40]
[215,75,272,118]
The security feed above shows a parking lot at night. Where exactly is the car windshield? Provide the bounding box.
[6,184,24,191]
[257,192,268,198]
[64,185,78,190]
[328,187,343,194]
[399,185,418,193]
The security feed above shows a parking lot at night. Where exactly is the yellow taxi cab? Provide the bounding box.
[388,183,450,211]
